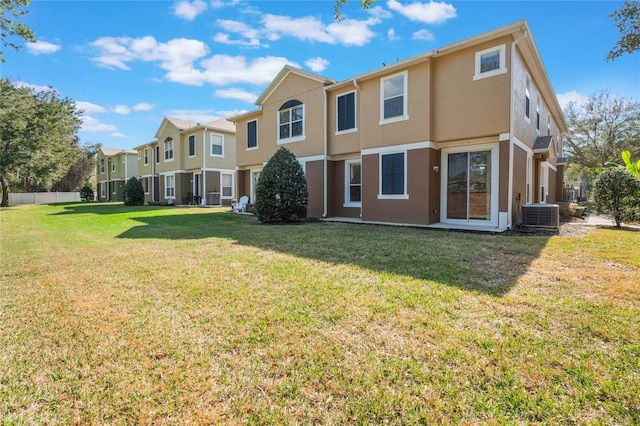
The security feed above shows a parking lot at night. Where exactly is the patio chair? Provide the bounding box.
[232,195,249,213]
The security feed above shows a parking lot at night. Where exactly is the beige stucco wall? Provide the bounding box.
[432,36,512,142]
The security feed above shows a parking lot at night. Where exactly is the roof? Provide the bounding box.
[533,136,554,153]
[557,157,569,166]
[254,65,335,106]
[204,117,235,132]
[166,117,197,130]
[99,147,137,157]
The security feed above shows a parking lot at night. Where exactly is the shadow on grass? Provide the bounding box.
[115,210,551,297]
[50,202,177,215]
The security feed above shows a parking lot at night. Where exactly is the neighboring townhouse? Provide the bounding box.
[135,117,236,205]
[96,147,139,202]
[229,20,567,231]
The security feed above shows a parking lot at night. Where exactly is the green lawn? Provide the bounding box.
[1,203,638,424]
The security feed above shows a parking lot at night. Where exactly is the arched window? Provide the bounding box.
[164,137,174,161]
[278,100,304,142]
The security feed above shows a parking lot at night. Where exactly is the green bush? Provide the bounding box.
[123,177,145,206]
[592,167,640,227]
[80,185,94,202]
[255,147,308,223]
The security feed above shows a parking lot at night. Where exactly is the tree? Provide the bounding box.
[1,0,36,62]
[50,143,100,192]
[334,0,375,20]
[0,79,82,206]
[622,149,640,177]
[255,147,308,223]
[123,177,144,206]
[592,167,640,228]
[607,0,640,61]
[563,92,640,173]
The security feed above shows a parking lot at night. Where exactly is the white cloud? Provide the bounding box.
[26,40,61,55]
[369,5,393,19]
[412,29,435,41]
[214,88,258,103]
[14,81,52,93]
[211,0,241,8]
[557,90,589,110]
[111,132,127,138]
[81,116,117,132]
[261,14,379,46]
[387,0,456,24]
[173,0,208,21]
[305,57,329,72]
[76,101,108,113]
[214,19,266,47]
[113,105,131,115]
[387,28,400,41]
[200,54,298,85]
[133,102,155,111]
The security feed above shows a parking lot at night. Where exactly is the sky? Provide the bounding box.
[2,0,638,150]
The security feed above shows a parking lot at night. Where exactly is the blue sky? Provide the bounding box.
[3,0,638,150]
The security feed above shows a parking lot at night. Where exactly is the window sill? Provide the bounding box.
[278,135,306,145]
[377,194,409,200]
[336,128,358,136]
[343,202,362,208]
[473,67,507,81]
[246,146,259,151]
[379,115,409,126]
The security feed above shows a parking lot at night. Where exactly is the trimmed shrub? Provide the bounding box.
[592,167,640,227]
[255,147,308,223]
[80,185,94,202]
[123,177,145,206]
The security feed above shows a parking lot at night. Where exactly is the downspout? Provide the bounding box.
[151,144,155,202]
[322,86,328,218]
[202,128,207,205]
[508,29,528,229]
[353,78,362,218]
[107,157,110,201]
[124,152,128,180]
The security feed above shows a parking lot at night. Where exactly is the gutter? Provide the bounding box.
[322,86,328,218]
[508,28,528,229]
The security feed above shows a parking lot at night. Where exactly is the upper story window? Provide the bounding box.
[164,137,174,161]
[473,44,507,81]
[536,101,541,132]
[247,120,258,150]
[111,160,115,172]
[144,148,149,165]
[156,146,160,163]
[210,134,223,156]
[278,100,304,143]
[100,158,105,174]
[337,91,356,133]
[380,72,408,124]
[188,135,196,157]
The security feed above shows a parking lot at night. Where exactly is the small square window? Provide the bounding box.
[474,44,507,81]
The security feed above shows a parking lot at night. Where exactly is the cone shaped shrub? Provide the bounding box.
[123,176,145,206]
[255,147,308,223]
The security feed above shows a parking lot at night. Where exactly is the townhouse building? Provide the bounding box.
[96,147,139,202]
[229,20,567,231]
[135,117,236,206]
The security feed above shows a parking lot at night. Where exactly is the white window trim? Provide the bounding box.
[277,104,305,145]
[379,71,409,125]
[250,169,262,204]
[164,140,174,163]
[525,76,531,121]
[100,182,106,198]
[111,161,115,172]
[473,44,507,81]
[221,172,234,199]
[526,154,533,204]
[164,173,176,200]
[247,119,259,151]
[540,162,549,203]
[344,158,362,207]
[210,133,224,157]
[144,148,149,165]
[144,177,150,195]
[336,90,358,135]
[378,151,409,200]
[440,143,500,226]
[188,134,197,158]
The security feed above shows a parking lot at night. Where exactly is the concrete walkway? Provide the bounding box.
[577,214,640,229]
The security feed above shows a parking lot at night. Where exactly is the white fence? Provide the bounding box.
[8,192,81,205]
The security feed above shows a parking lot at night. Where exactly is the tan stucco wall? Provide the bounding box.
[432,36,512,142]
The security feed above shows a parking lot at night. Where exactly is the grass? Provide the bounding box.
[0,202,638,424]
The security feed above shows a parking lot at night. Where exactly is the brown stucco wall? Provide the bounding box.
[512,145,528,225]
[361,148,435,225]
[328,159,361,218]
[305,160,324,218]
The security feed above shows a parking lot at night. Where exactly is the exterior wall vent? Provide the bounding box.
[521,204,559,228]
